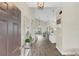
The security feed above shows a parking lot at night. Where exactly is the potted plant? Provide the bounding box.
[25,35,32,48]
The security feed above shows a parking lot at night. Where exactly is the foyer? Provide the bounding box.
[0,2,79,56]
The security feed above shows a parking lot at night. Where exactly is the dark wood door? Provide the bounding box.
[0,3,21,56]
[7,21,21,56]
[0,19,8,56]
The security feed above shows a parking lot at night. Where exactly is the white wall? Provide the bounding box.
[55,4,79,55]
[55,8,63,53]
[62,4,79,55]
[48,8,57,43]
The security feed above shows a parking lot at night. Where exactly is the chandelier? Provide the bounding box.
[37,2,44,9]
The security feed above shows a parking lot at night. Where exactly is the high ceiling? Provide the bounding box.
[26,2,60,22]
[26,2,63,7]
[25,2,79,22]
[26,2,79,8]
[31,7,56,22]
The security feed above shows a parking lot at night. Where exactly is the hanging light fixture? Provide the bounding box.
[37,2,44,9]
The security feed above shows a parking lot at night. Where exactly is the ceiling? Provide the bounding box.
[26,2,63,7]
[31,7,56,22]
[26,2,60,23]
[26,2,79,8]
[26,2,79,23]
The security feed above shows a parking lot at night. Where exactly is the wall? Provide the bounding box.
[61,4,79,55]
[48,8,57,43]
[14,2,34,55]
[55,4,79,55]
[55,8,63,53]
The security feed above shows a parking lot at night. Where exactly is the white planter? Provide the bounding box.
[49,33,56,43]
[25,43,31,48]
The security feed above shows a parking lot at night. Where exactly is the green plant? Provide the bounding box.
[25,36,32,43]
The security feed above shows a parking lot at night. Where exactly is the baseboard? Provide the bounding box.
[61,49,79,56]
[56,46,71,55]
[56,46,63,55]
[56,47,79,55]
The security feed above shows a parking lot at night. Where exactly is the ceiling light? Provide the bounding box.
[37,2,44,9]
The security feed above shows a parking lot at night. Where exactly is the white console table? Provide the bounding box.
[49,33,56,43]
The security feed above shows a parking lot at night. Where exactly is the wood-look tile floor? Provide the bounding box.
[31,37,62,56]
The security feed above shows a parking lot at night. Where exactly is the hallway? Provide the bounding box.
[31,37,61,56]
